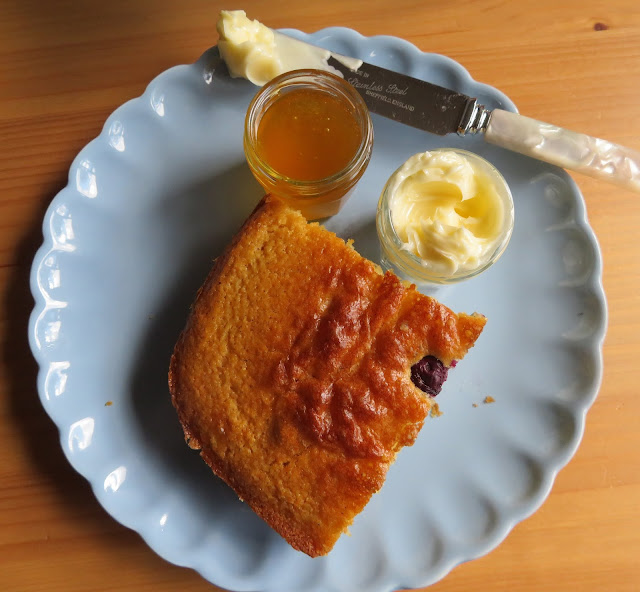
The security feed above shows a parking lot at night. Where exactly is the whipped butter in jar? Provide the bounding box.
[377,149,514,285]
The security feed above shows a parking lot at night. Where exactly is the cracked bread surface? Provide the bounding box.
[168,195,486,556]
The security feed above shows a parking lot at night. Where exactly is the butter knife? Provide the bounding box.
[320,54,640,192]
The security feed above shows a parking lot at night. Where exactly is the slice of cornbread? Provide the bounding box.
[169,195,485,557]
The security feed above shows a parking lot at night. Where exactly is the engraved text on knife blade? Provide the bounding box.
[327,56,471,136]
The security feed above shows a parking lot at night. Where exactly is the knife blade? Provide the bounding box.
[327,56,471,137]
[324,54,640,193]
[327,56,475,137]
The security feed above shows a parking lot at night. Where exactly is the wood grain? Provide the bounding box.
[1,0,639,590]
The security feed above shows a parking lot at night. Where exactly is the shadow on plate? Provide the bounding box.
[128,161,281,549]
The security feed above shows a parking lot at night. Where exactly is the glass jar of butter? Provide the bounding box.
[244,69,374,220]
[376,148,514,285]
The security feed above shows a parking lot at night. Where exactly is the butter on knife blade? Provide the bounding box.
[217,10,361,85]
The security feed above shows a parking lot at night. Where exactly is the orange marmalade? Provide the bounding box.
[256,87,361,181]
[244,70,373,220]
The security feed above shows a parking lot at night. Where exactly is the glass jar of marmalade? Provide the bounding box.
[244,69,374,220]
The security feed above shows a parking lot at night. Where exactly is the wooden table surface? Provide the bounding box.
[1,0,639,590]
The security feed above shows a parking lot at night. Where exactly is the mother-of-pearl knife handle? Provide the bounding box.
[481,109,640,192]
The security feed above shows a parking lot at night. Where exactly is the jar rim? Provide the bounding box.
[244,69,374,196]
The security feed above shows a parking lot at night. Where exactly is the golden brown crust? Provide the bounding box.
[168,195,486,557]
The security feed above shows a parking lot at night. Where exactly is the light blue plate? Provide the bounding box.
[29,28,607,592]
